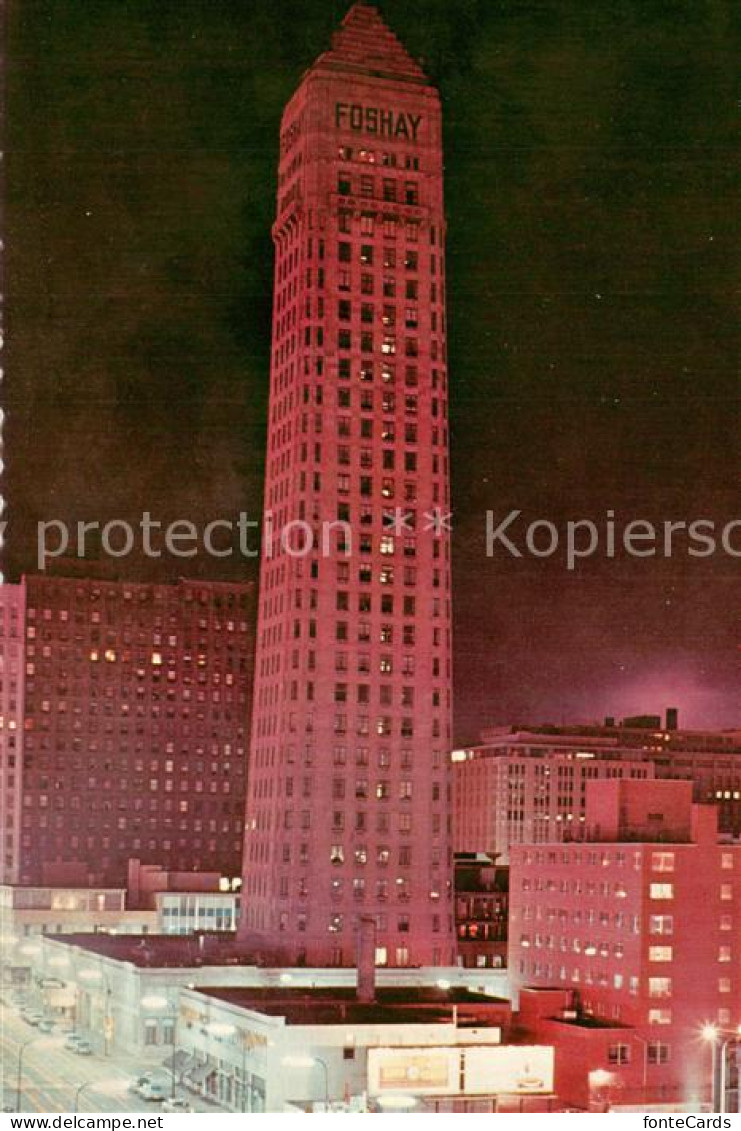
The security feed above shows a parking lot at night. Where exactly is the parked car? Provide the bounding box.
[64,1033,83,1051]
[162,1097,192,1113]
[137,1080,168,1102]
[74,1040,93,1056]
[129,1073,164,1094]
[20,1011,41,1026]
[37,1019,54,1033]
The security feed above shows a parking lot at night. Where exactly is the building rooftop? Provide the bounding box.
[193,985,509,1027]
[314,3,428,85]
[475,722,741,755]
[545,1014,632,1032]
[45,932,248,968]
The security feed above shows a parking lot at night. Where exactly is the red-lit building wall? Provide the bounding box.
[240,4,455,966]
[509,783,741,1107]
[13,575,254,886]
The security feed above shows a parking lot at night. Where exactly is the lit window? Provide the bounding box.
[651,852,675,872]
[648,977,672,999]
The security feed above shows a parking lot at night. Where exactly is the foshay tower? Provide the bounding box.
[240,3,454,967]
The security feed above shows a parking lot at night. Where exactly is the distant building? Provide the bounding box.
[155,891,240,935]
[0,871,240,987]
[0,575,254,886]
[126,859,241,934]
[509,779,741,1110]
[454,716,741,862]
[126,858,228,908]
[240,2,455,967]
[453,736,654,862]
[454,853,508,970]
[0,884,158,988]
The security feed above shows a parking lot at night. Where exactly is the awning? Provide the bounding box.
[163,1050,194,1075]
[184,1062,217,1087]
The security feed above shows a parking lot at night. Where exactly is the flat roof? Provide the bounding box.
[192,985,509,1027]
[45,932,247,968]
[546,1014,632,1031]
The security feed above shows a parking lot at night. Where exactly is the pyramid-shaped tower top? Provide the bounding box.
[314,2,428,85]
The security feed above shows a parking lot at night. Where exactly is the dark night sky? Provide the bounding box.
[7,0,740,737]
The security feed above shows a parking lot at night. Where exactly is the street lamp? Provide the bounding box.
[701,1023,741,1113]
[282,1054,330,1108]
[78,966,113,1056]
[73,1082,93,1114]
[14,1037,62,1113]
[73,1080,129,1113]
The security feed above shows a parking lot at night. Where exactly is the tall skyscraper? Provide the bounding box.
[0,575,254,886]
[240,3,455,966]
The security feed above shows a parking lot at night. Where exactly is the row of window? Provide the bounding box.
[338,212,423,240]
[250,809,448,836]
[337,174,420,204]
[336,146,420,171]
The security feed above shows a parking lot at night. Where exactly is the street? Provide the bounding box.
[0,995,212,1114]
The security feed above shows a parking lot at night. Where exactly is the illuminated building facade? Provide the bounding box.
[454,721,741,861]
[453,739,655,862]
[510,779,741,1108]
[240,3,454,966]
[4,575,254,886]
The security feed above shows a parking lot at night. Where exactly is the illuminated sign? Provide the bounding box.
[368,1049,458,1095]
[368,1046,554,1097]
[335,103,422,140]
[464,1046,553,1096]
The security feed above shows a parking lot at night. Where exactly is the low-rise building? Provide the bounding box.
[509,778,741,1110]
[0,884,157,986]
[174,984,554,1113]
[155,891,240,935]
[126,860,241,934]
[26,932,509,1059]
